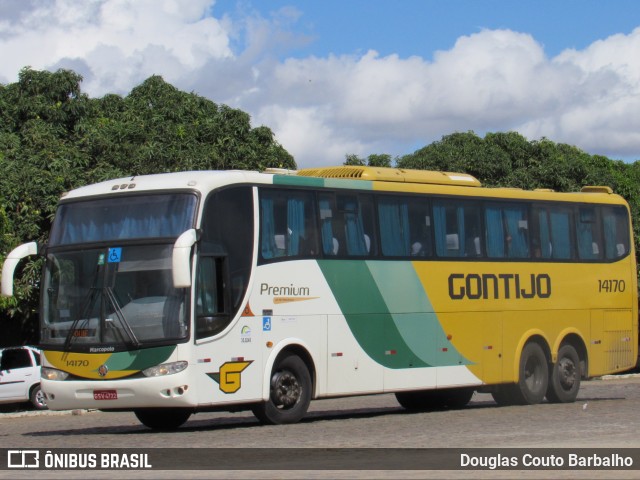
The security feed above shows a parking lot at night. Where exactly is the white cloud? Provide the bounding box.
[1,1,639,167]
[252,27,640,166]
[0,0,232,92]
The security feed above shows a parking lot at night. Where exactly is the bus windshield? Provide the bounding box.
[49,193,197,246]
[41,194,197,351]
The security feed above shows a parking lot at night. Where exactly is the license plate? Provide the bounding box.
[93,389,118,400]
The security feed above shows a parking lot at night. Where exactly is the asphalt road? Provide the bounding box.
[2,375,640,479]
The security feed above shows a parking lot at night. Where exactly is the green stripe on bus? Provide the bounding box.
[104,345,176,372]
[324,178,373,190]
[318,260,469,369]
[366,261,470,367]
[273,175,326,188]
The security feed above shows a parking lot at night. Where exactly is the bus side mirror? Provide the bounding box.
[1,242,39,297]
[172,229,198,288]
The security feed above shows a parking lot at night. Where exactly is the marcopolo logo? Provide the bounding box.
[448,273,552,300]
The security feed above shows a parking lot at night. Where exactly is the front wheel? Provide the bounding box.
[134,408,192,430]
[546,344,581,403]
[252,354,312,425]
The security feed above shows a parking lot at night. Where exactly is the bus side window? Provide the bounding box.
[433,200,480,258]
[335,194,369,256]
[195,256,228,339]
[486,204,528,259]
[603,206,630,259]
[201,186,253,323]
[549,209,572,259]
[378,196,410,256]
[531,206,573,260]
[260,189,318,259]
[318,193,339,256]
[577,207,602,260]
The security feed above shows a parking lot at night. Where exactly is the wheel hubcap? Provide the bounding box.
[524,357,543,392]
[557,358,576,390]
[271,370,301,409]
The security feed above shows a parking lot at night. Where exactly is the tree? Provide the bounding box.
[0,68,295,346]
[343,153,393,167]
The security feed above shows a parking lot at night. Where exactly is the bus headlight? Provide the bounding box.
[142,361,188,377]
[41,367,69,381]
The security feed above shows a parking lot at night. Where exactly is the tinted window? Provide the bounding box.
[50,194,198,246]
[378,195,432,257]
[260,189,319,259]
[433,200,482,258]
[485,203,529,259]
[603,206,630,259]
[0,349,32,370]
[204,187,253,306]
[317,192,375,257]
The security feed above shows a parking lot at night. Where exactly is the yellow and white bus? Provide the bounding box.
[2,166,637,429]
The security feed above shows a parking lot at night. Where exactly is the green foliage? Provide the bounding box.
[0,68,295,346]
[343,153,393,167]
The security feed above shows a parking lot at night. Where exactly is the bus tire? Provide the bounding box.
[517,342,549,404]
[396,388,473,411]
[134,408,192,430]
[492,342,548,406]
[252,354,312,425]
[546,344,581,403]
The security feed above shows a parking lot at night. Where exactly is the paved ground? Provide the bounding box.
[2,375,640,479]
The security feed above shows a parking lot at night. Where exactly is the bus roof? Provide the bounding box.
[59,170,271,200]
[297,165,482,187]
[58,166,625,207]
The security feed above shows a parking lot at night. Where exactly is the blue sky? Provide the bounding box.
[1,0,640,167]
[217,0,640,59]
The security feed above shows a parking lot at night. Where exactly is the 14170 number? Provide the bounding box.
[598,279,626,293]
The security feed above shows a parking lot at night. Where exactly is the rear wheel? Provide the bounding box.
[252,354,312,425]
[492,342,548,406]
[546,344,581,403]
[134,408,192,430]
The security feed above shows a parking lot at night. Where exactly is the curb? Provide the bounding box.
[0,409,95,419]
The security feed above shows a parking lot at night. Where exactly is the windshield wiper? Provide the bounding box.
[63,285,100,352]
[104,287,140,347]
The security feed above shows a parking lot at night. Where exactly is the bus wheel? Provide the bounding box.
[492,342,548,406]
[546,344,581,403]
[517,342,549,404]
[252,354,312,425]
[134,408,192,430]
[445,388,474,408]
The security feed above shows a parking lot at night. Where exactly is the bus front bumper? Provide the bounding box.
[41,370,197,410]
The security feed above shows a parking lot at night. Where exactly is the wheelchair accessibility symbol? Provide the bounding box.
[262,317,271,331]
[108,247,122,263]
